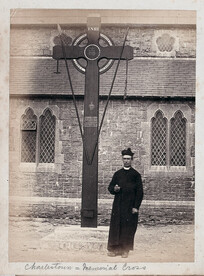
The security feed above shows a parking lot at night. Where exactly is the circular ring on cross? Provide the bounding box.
[72,33,115,74]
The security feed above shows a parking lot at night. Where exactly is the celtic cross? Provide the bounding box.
[53,15,133,227]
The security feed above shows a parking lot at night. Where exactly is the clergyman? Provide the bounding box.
[107,148,144,258]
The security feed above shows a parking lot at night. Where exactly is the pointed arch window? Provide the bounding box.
[21,108,37,163]
[39,109,56,163]
[20,108,56,164]
[151,110,167,166]
[170,111,186,166]
[150,109,187,168]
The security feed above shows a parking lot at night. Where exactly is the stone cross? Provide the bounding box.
[53,15,133,227]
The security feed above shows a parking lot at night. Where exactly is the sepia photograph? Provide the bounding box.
[8,8,195,263]
[0,1,204,275]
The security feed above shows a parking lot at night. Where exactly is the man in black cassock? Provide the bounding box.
[107,148,143,258]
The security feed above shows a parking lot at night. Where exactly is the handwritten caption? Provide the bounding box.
[25,262,147,272]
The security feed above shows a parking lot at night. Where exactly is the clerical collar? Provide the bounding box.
[123,167,131,170]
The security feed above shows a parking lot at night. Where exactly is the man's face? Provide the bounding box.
[122,155,132,167]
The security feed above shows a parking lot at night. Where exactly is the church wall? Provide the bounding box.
[10,25,196,58]
[9,97,195,225]
[10,25,196,98]
[9,22,195,225]
[10,58,195,98]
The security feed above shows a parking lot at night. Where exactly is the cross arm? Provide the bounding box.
[53,45,85,60]
[100,45,133,60]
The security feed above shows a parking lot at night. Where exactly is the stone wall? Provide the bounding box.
[9,23,195,225]
[10,25,196,97]
[9,58,195,97]
[9,197,194,226]
[9,97,195,224]
[10,25,196,58]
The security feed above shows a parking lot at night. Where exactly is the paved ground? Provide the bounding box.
[9,216,194,263]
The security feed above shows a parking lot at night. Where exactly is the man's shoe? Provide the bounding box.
[115,250,122,256]
[107,251,117,257]
[121,251,129,258]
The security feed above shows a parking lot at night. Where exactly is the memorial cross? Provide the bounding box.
[53,15,133,227]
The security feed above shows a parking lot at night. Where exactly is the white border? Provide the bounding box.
[1,0,204,275]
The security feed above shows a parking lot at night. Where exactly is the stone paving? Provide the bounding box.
[9,216,194,263]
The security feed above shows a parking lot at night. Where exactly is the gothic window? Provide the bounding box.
[151,110,167,166]
[170,111,186,166]
[151,110,187,168]
[21,108,56,164]
[21,108,37,162]
[39,109,56,163]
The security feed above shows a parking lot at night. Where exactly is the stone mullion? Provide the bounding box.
[167,119,170,169]
[36,116,41,165]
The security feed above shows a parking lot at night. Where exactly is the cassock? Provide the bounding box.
[107,167,143,252]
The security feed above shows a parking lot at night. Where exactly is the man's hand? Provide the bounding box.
[114,184,120,192]
[132,208,138,214]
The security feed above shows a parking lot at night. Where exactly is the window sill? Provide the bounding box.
[36,163,55,172]
[144,165,193,176]
[19,163,36,172]
[19,162,57,173]
[150,165,187,172]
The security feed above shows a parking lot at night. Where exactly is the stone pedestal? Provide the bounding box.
[41,225,109,252]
